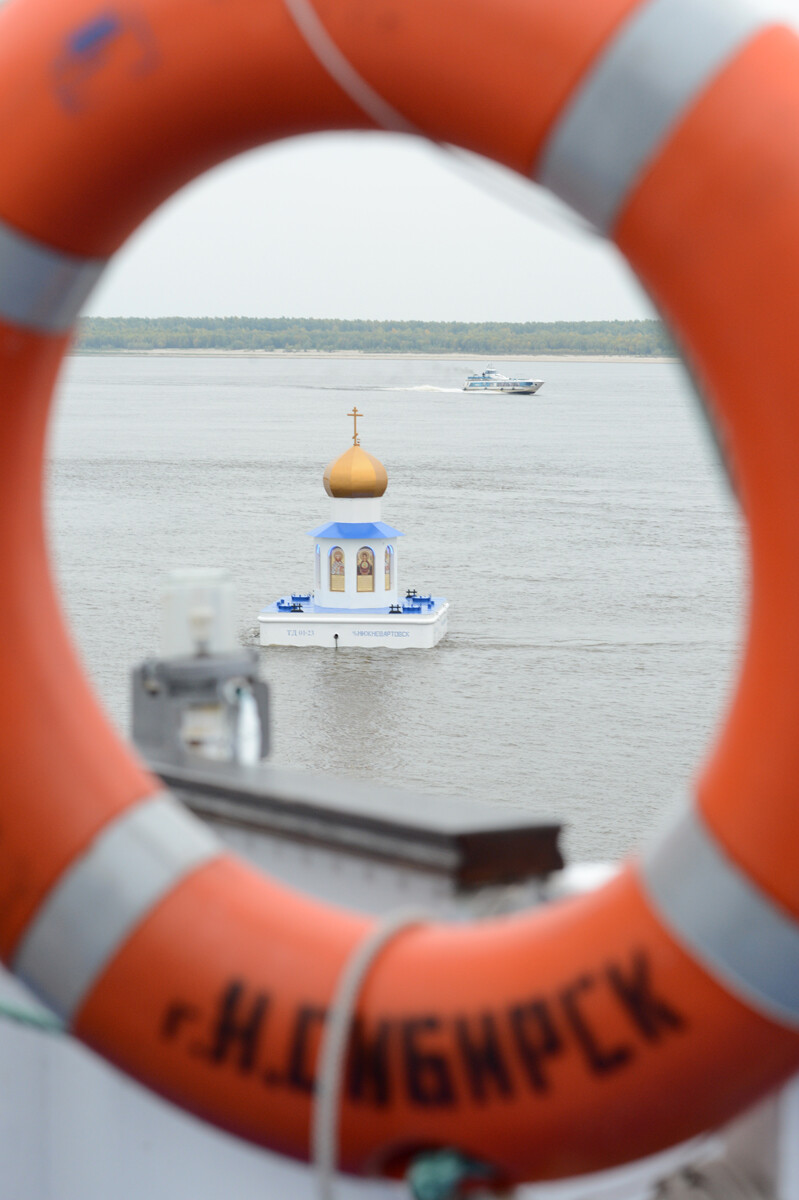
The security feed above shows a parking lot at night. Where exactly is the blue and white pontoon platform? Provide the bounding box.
[259,592,449,649]
[258,408,449,649]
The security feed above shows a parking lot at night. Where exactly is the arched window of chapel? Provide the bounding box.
[329,546,345,591]
[356,546,375,592]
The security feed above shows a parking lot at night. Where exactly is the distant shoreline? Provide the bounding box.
[71,349,680,364]
[76,317,676,360]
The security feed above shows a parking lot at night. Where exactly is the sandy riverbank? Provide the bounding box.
[72,349,680,363]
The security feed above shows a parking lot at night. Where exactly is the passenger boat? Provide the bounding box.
[463,365,544,394]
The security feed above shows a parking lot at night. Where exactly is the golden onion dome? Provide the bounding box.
[323,444,388,498]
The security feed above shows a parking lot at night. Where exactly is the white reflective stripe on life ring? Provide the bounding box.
[536,0,773,234]
[12,793,221,1022]
[0,217,105,334]
[282,0,415,134]
[640,807,799,1029]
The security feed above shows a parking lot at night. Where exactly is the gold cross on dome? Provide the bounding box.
[348,406,362,446]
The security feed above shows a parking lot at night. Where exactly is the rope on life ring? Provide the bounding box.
[1,0,799,1184]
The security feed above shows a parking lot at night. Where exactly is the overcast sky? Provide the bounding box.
[86,0,798,324]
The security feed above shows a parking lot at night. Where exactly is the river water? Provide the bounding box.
[47,354,745,863]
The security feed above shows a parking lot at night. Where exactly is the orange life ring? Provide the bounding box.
[1,0,799,1184]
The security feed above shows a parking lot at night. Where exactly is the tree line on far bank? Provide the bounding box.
[75,316,676,357]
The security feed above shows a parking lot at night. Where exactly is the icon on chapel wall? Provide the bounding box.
[357,547,375,592]
[385,546,392,589]
[330,546,345,591]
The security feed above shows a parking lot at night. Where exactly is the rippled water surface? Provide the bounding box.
[47,354,745,862]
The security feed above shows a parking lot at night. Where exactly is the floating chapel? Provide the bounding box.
[259,408,449,648]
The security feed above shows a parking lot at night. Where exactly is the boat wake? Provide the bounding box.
[382,384,463,393]
[309,384,462,393]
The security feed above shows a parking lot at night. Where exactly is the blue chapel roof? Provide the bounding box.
[308,521,404,540]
